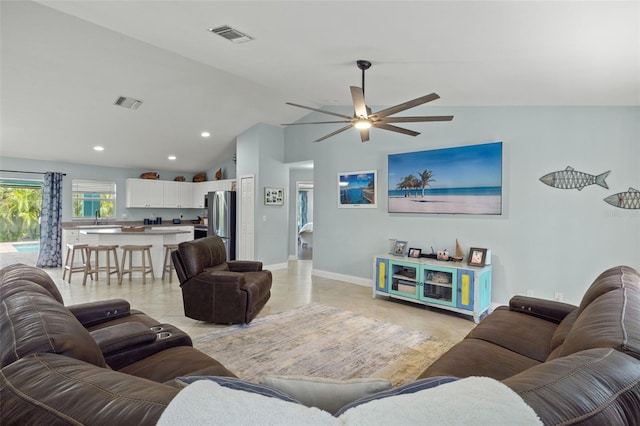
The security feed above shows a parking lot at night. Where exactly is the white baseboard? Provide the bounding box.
[311,268,371,287]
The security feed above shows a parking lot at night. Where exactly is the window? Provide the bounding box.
[72,180,116,220]
[0,179,42,242]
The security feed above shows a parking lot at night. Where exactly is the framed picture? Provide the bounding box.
[388,141,502,215]
[393,240,408,256]
[408,248,422,258]
[468,247,487,267]
[338,170,377,208]
[264,187,284,206]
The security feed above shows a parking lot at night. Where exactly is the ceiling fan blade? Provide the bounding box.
[373,122,420,137]
[381,115,454,123]
[313,124,354,143]
[350,86,368,119]
[359,127,370,143]
[282,120,352,126]
[371,93,440,119]
[286,102,353,120]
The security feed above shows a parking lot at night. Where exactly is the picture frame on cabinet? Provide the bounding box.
[393,240,408,256]
[408,248,422,258]
[264,187,284,206]
[468,247,487,267]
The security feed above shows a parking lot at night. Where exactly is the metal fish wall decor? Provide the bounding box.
[539,166,610,191]
[604,188,640,209]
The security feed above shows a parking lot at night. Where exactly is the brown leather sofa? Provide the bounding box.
[172,236,272,324]
[419,265,640,425]
[0,263,236,425]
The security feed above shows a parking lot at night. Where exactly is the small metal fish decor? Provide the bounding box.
[604,188,640,209]
[539,166,610,191]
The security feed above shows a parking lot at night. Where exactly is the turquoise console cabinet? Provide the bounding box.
[373,255,492,323]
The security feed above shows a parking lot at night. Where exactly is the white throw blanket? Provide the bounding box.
[158,376,542,425]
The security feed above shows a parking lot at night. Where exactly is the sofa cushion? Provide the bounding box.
[551,288,640,360]
[117,346,236,384]
[577,265,640,315]
[466,307,558,362]
[260,375,391,415]
[549,309,578,353]
[0,283,106,368]
[334,376,457,416]
[177,376,301,403]
[418,338,541,380]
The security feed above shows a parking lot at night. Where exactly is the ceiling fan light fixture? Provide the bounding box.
[354,118,371,129]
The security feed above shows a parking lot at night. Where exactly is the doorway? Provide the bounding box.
[296,181,313,260]
[0,178,42,267]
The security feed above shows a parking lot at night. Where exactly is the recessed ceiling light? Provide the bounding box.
[201,131,210,138]
[168,155,177,161]
[94,146,104,151]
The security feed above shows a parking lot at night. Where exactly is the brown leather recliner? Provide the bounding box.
[172,236,272,324]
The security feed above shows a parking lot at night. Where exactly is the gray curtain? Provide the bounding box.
[36,172,63,267]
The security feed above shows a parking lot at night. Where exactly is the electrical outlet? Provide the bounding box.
[526,289,534,297]
[554,292,563,302]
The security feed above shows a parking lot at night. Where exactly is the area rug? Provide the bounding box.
[192,303,454,386]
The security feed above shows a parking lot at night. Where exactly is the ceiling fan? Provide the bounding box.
[282,60,453,143]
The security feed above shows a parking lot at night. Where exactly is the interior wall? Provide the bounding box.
[236,123,289,266]
[282,105,640,305]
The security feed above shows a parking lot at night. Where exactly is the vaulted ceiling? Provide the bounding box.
[1,1,638,172]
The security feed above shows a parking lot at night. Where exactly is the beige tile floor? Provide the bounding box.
[4,251,476,342]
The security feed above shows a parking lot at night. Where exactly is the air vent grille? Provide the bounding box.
[114,96,143,110]
[208,25,253,44]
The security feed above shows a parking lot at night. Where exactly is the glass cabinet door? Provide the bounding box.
[420,266,457,307]
[388,261,420,300]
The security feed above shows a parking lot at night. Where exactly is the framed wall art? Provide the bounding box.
[264,187,284,206]
[388,141,503,215]
[337,170,377,208]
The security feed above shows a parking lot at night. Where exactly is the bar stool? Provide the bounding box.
[83,245,120,286]
[120,245,155,284]
[162,244,178,283]
[62,243,89,283]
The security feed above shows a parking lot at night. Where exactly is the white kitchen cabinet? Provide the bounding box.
[163,181,193,208]
[125,179,163,208]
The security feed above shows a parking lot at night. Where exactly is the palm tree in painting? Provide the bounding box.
[417,170,436,197]
[397,175,419,197]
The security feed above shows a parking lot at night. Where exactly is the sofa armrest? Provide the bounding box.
[228,260,263,272]
[90,323,157,356]
[67,299,131,328]
[504,348,640,425]
[0,352,177,425]
[509,296,576,324]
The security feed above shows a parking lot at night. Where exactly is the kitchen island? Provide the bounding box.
[80,228,191,277]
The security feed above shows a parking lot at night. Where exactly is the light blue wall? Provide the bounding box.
[0,156,235,222]
[278,105,640,305]
[236,123,289,265]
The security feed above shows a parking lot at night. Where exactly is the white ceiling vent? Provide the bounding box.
[114,96,143,110]
[208,25,253,44]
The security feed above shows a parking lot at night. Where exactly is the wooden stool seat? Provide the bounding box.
[120,245,155,284]
[162,244,178,283]
[62,243,89,283]
[83,245,120,286]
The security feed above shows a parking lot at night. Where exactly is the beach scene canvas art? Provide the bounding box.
[338,170,377,208]
[388,142,503,215]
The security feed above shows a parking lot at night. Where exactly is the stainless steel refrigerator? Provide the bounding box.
[206,190,236,260]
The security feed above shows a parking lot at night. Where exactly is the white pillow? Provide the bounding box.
[260,375,391,415]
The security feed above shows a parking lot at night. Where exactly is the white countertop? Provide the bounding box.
[80,228,189,235]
